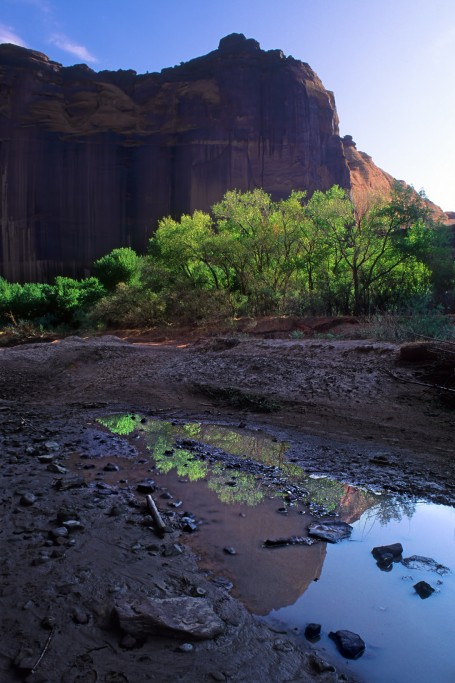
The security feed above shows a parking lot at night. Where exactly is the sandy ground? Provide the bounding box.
[0,331,454,683]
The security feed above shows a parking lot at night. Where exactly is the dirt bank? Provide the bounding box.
[0,334,453,683]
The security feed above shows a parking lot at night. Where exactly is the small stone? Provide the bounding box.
[304,623,321,640]
[223,547,237,555]
[308,521,353,543]
[104,463,120,472]
[72,606,89,624]
[41,616,56,629]
[50,527,69,540]
[136,480,156,494]
[44,441,60,451]
[414,581,435,599]
[307,652,335,673]
[20,492,37,506]
[169,500,182,508]
[62,520,84,531]
[329,630,365,659]
[181,517,198,532]
[47,462,68,474]
[38,454,56,463]
[210,673,226,682]
[177,642,194,652]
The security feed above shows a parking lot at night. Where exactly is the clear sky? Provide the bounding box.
[1,0,454,210]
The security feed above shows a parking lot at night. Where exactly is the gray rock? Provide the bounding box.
[223,546,237,555]
[49,527,69,540]
[114,596,225,639]
[308,521,353,543]
[20,492,37,506]
[329,630,365,659]
[177,642,194,652]
[47,462,68,474]
[72,606,89,624]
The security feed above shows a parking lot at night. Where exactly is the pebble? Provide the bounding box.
[20,493,37,506]
[223,547,237,555]
[178,643,194,652]
[50,527,69,539]
[103,463,120,472]
[72,606,89,624]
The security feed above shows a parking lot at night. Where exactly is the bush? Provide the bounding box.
[94,248,142,290]
[90,283,166,328]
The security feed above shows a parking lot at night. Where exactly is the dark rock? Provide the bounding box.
[114,596,224,639]
[20,492,37,506]
[103,463,120,472]
[177,642,194,652]
[307,652,335,673]
[402,555,451,576]
[414,581,435,599]
[49,527,69,540]
[223,546,237,555]
[308,521,353,543]
[181,517,198,532]
[72,606,89,624]
[263,536,317,548]
[372,542,403,569]
[329,629,365,659]
[136,480,156,494]
[304,623,321,640]
[54,476,86,491]
[47,462,68,474]
[120,634,137,649]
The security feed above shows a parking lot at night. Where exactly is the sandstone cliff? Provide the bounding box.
[0,34,430,282]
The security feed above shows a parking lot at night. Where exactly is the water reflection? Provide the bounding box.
[97,414,432,620]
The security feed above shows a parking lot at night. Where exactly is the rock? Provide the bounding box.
[329,630,365,659]
[181,517,198,532]
[307,652,335,673]
[402,555,451,576]
[414,581,435,599]
[114,596,224,640]
[44,441,61,452]
[72,606,89,624]
[263,536,317,548]
[47,462,68,474]
[304,623,321,640]
[103,463,120,472]
[136,480,156,494]
[62,520,84,531]
[49,527,69,540]
[307,521,353,543]
[223,547,237,555]
[20,492,37,506]
[372,543,403,569]
[54,476,86,491]
[0,37,404,283]
[120,634,137,649]
[177,642,194,652]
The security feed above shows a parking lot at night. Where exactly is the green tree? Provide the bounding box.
[94,247,142,290]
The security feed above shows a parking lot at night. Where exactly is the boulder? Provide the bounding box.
[329,630,365,659]
[114,596,224,640]
[307,521,353,543]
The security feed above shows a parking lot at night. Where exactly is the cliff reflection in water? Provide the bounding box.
[98,414,419,613]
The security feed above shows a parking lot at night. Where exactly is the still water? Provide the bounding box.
[99,415,455,683]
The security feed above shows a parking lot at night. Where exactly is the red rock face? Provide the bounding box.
[0,34,440,281]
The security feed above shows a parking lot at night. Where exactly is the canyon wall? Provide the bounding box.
[0,34,414,282]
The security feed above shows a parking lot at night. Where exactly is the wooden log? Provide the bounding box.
[146,494,167,534]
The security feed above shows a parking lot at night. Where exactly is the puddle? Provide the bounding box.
[96,414,454,683]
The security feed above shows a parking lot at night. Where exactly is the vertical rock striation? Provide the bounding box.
[0,34,419,281]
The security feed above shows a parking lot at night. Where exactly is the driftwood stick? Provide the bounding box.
[31,625,56,674]
[146,494,167,534]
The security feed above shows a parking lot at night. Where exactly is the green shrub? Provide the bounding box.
[94,248,142,290]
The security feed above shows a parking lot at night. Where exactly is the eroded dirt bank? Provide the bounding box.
[0,335,453,683]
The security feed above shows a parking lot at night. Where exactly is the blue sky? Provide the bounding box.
[1,0,454,210]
